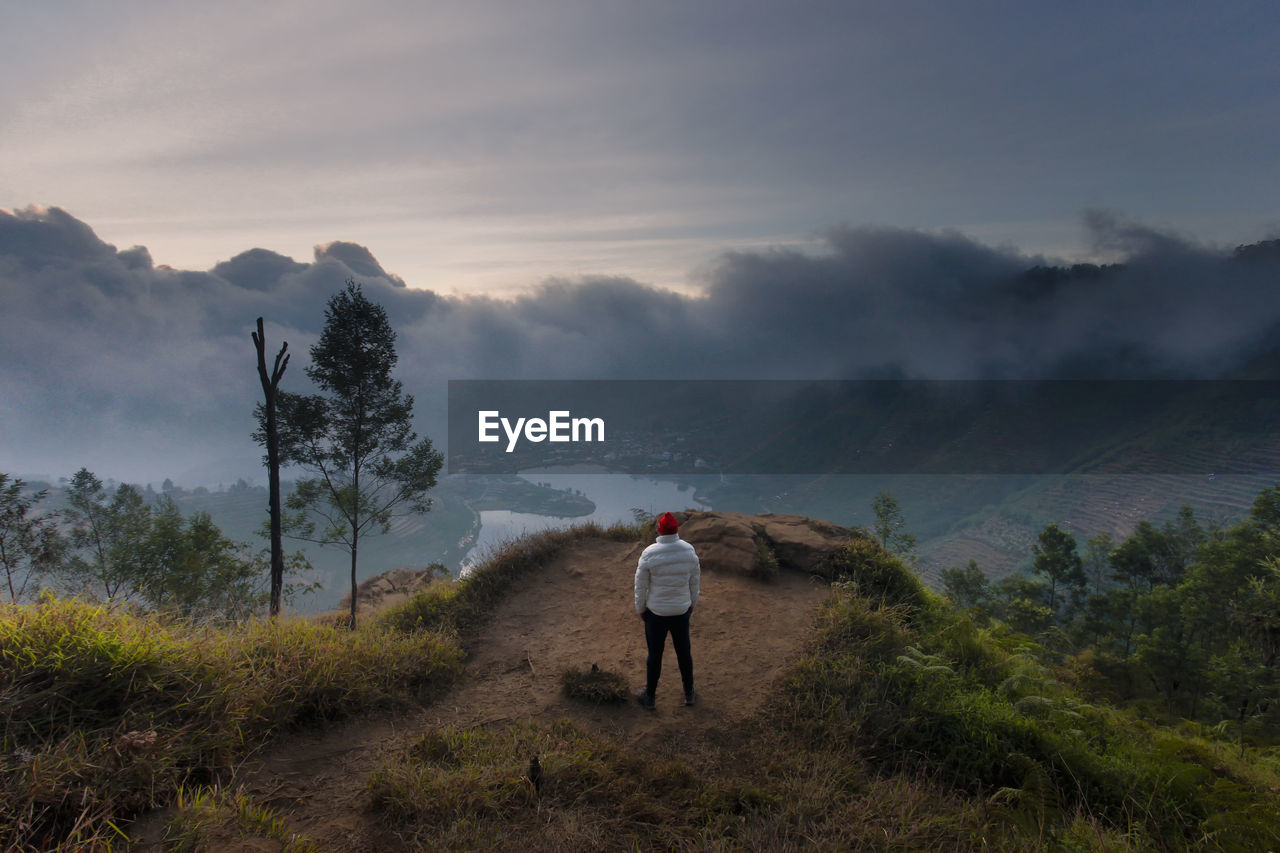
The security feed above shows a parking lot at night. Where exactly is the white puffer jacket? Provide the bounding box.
[634,533,701,616]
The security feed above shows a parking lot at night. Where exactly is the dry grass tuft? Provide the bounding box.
[560,664,629,705]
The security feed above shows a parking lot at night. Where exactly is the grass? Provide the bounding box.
[367,718,1008,851]
[6,518,1280,850]
[0,520,639,850]
[162,785,319,852]
[0,597,463,850]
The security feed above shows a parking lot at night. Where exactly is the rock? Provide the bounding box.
[666,511,853,579]
[342,565,444,611]
[755,513,852,574]
[675,512,761,577]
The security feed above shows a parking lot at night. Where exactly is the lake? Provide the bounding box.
[459,469,709,572]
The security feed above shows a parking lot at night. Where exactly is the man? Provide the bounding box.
[634,511,700,710]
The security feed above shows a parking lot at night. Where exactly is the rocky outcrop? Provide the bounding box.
[343,565,448,612]
[669,511,853,579]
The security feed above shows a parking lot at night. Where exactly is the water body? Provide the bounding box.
[459,469,709,572]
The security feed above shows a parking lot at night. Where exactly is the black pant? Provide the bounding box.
[644,608,693,697]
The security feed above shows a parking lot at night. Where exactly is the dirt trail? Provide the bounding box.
[132,535,831,850]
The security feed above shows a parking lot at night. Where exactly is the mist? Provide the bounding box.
[2,205,1277,484]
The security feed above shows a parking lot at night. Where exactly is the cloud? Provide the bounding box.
[314,241,405,287]
[212,249,306,291]
[1,205,1278,482]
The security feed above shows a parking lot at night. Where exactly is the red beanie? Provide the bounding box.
[657,512,679,535]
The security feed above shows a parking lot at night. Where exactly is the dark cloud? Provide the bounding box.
[212,248,307,291]
[1,205,1278,483]
[314,241,405,287]
[0,206,117,268]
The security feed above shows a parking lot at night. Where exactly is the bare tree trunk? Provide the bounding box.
[349,534,358,630]
[253,317,289,618]
[349,462,360,630]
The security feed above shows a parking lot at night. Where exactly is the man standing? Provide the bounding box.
[634,511,700,710]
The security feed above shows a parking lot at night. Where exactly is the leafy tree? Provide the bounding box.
[136,497,313,622]
[1032,523,1086,614]
[1163,504,1205,574]
[1103,585,1144,662]
[62,469,313,620]
[1108,515,1200,593]
[990,575,1054,635]
[1133,585,1206,711]
[871,489,916,563]
[940,559,990,613]
[1184,555,1280,750]
[275,280,442,628]
[1069,590,1115,651]
[1230,484,1280,567]
[0,473,64,603]
[62,468,152,603]
[1109,522,1160,592]
[1082,531,1114,597]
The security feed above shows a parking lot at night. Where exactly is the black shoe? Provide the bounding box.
[684,689,698,707]
[636,688,656,711]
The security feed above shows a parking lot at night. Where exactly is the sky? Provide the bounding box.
[3,1,1278,295]
[2,1,1279,484]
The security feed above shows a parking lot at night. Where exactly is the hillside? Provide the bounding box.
[131,512,846,849]
[8,512,1280,850]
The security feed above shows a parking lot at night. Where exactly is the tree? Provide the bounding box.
[990,574,1054,635]
[276,280,442,628]
[871,489,916,563]
[941,559,990,613]
[61,469,311,619]
[1032,523,1086,614]
[62,468,152,603]
[136,497,313,622]
[252,316,290,617]
[1082,531,1114,597]
[0,473,64,603]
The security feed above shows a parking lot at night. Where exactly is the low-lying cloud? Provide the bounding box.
[2,205,1277,483]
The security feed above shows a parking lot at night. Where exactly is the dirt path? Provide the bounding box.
[423,539,829,740]
[132,536,830,850]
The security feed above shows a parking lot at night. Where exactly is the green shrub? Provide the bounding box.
[826,537,929,610]
[752,538,780,581]
[781,586,1280,849]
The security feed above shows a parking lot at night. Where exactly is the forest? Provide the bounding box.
[941,485,1280,742]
